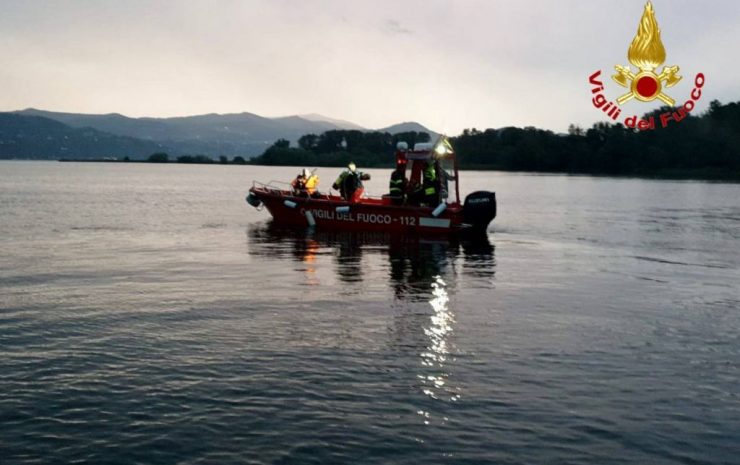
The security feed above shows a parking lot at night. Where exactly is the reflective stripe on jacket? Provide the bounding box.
[422,163,437,196]
[389,171,406,195]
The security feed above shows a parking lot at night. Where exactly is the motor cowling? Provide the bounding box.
[463,191,497,231]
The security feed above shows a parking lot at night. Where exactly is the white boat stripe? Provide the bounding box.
[419,217,451,228]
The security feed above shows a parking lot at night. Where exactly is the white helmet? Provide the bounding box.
[302,168,310,177]
[348,162,356,172]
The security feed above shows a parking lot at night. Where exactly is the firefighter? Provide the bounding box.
[304,169,319,197]
[332,162,370,202]
[292,168,320,197]
[422,161,439,205]
[388,159,407,205]
[409,161,438,206]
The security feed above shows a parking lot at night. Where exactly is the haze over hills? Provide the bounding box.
[377,122,438,136]
[0,113,166,160]
[296,113,365,131]
[2,109,437,160]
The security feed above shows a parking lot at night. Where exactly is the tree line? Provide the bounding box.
[249,130,431,168]
[247,100,740,179]
[147,153,248,164]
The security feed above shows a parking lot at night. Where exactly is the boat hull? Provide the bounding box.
[249,187,470,234]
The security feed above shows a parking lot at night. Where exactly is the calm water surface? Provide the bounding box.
[1,161,739,464]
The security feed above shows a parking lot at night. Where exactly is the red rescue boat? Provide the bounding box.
[246,138,496,235]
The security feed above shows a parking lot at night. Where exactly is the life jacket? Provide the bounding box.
[304,175,319,194]
[422,163,437,196]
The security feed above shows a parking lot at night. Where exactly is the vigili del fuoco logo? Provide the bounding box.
[588,1,705,131]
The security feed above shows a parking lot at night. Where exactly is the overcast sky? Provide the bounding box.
[1,0,738,134]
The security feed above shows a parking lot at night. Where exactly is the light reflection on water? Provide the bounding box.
[246,224,494,427]
[417,275,460,425]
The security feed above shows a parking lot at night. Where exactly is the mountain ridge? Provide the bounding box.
[0,113,168,159]
[2,109,436,159]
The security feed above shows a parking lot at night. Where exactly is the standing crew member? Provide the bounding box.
[388,160,407,205]
[422,161,439,206]
[332,162,370,202]
[409,161,438,206]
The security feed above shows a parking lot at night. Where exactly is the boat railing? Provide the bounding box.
[251,180,461,209]
[252,180,458,206]
[252,180,292,193]
[252,180,337,202]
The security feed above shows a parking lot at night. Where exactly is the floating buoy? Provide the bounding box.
[305,210,316,226]
[432,202,447,217]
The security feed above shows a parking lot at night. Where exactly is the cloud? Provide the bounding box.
[383,19,413,35]
[0,0,738,134]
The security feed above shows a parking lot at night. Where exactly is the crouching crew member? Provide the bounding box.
[292,168,320,197]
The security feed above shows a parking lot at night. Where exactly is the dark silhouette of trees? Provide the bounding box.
[176,155,213,164]
[148,152,169,163]
[273,139,290,149]
[298,134,318,150]
[251,130,432,168]
[249,101,740,179]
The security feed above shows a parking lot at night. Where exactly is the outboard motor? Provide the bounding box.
[463,191,497,231]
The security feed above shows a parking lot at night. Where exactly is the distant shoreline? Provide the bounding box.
[48,158,740,183]
[58,158,248,166]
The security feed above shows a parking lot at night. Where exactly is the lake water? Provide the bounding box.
[1,161,739,464]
